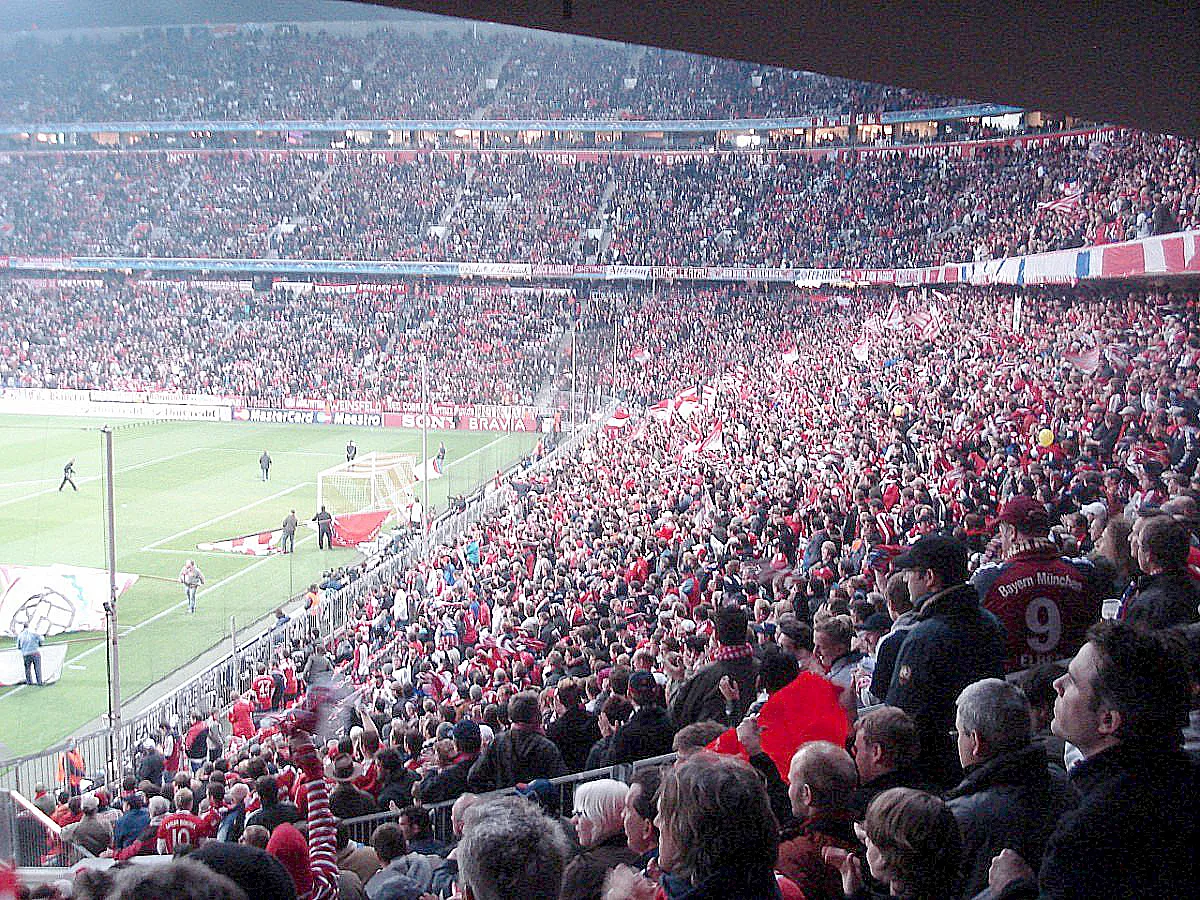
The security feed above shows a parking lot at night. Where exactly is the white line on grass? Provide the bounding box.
[0,436,525,701]
[0,532,316,704]
[447,433,516,470]
[0,446,211,509]
[142,481,315,550]
[205,447,342,458]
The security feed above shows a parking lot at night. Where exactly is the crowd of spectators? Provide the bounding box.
[624,51,965,120]
[0,281,568,406]
[0,26,488,124]
[11,280,1200,900]
[443,157,603,264]
[0,25,968,126]
[2,130,1197,267]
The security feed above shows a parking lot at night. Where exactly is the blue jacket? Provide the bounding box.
[112,807,149,851]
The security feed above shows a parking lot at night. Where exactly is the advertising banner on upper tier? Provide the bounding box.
[0,390,232,421]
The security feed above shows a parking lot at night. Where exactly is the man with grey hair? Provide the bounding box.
[429,793,483,898]
[61,793,112,857]
[946,677,1075,897]
[457,795,570,900]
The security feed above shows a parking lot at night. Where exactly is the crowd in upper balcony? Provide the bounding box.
[0,24,970,125]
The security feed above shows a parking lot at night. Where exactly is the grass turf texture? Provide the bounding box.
[0,415,538,757]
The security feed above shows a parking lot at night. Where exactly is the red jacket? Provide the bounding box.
[776,810,858,900]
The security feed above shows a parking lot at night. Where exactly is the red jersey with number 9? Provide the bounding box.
[975,546,1099,672]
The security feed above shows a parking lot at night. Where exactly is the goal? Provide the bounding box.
[316,452,417,516]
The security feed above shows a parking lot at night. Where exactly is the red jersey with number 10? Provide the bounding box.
[157,811,206,853]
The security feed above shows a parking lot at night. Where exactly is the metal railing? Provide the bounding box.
[1,789,95,868]
[0,407,612,800]
[342,750,675,847]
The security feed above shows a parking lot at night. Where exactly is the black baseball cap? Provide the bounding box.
[892,534,969,585]
[855,612,894,633]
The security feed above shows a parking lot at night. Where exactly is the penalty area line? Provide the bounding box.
[142,481,314,550]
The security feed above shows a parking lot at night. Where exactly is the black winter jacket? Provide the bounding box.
[884,583,1006,787]
[466,726,568,792]
[945,742,1076,897]
[997,741,1200,900]
[670,652,759,729]
[608,705,676,765]
[1123,570,1200,628]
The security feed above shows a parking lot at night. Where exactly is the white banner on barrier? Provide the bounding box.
[0,643,68,686]
[0,564,138,637]
[0,393,231,422]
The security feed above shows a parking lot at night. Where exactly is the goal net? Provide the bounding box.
[316,452,417,516]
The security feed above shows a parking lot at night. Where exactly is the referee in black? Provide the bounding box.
[59,458,78,491]
[313,505,334,549]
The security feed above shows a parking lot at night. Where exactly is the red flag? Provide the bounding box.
[1063,334,1101,374]
[0,862,17,900]
[707,672,850,781]
[332,509,390,547]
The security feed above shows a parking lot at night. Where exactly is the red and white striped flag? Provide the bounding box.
[1037,188,1084,216]
[198,529,284,556]
[605,408,631,428]
[648,397,675,422]
[905,306,944,340]
[682,421,725,457]
[851,330,870,363]
[629,347,652,365]
[1064,335,1101,374]
[882,298,906,331]
[676,386,710,417]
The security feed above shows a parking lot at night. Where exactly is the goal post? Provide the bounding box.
[316,452,418,517]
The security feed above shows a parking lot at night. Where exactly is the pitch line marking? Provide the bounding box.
[0,532,316,705]
[0,447,209,509]
[0,435,523,702]
[142,482,315,550]
[446,433,517,469]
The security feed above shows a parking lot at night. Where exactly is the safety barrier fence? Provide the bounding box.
[0,789,94,869]
[341,751,677,847]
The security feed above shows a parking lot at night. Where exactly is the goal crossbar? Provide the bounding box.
[316,451,417,516]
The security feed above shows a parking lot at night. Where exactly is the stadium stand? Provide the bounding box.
[1,130,1197,268]
[0,26,968,124]
[5,280,1200,896]
[0,281,568,405]
[1,16,1199,900]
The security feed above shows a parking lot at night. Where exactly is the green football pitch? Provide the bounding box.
[0,415,539,758]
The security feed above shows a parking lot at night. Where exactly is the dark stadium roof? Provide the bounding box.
[373,0,1200,138]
